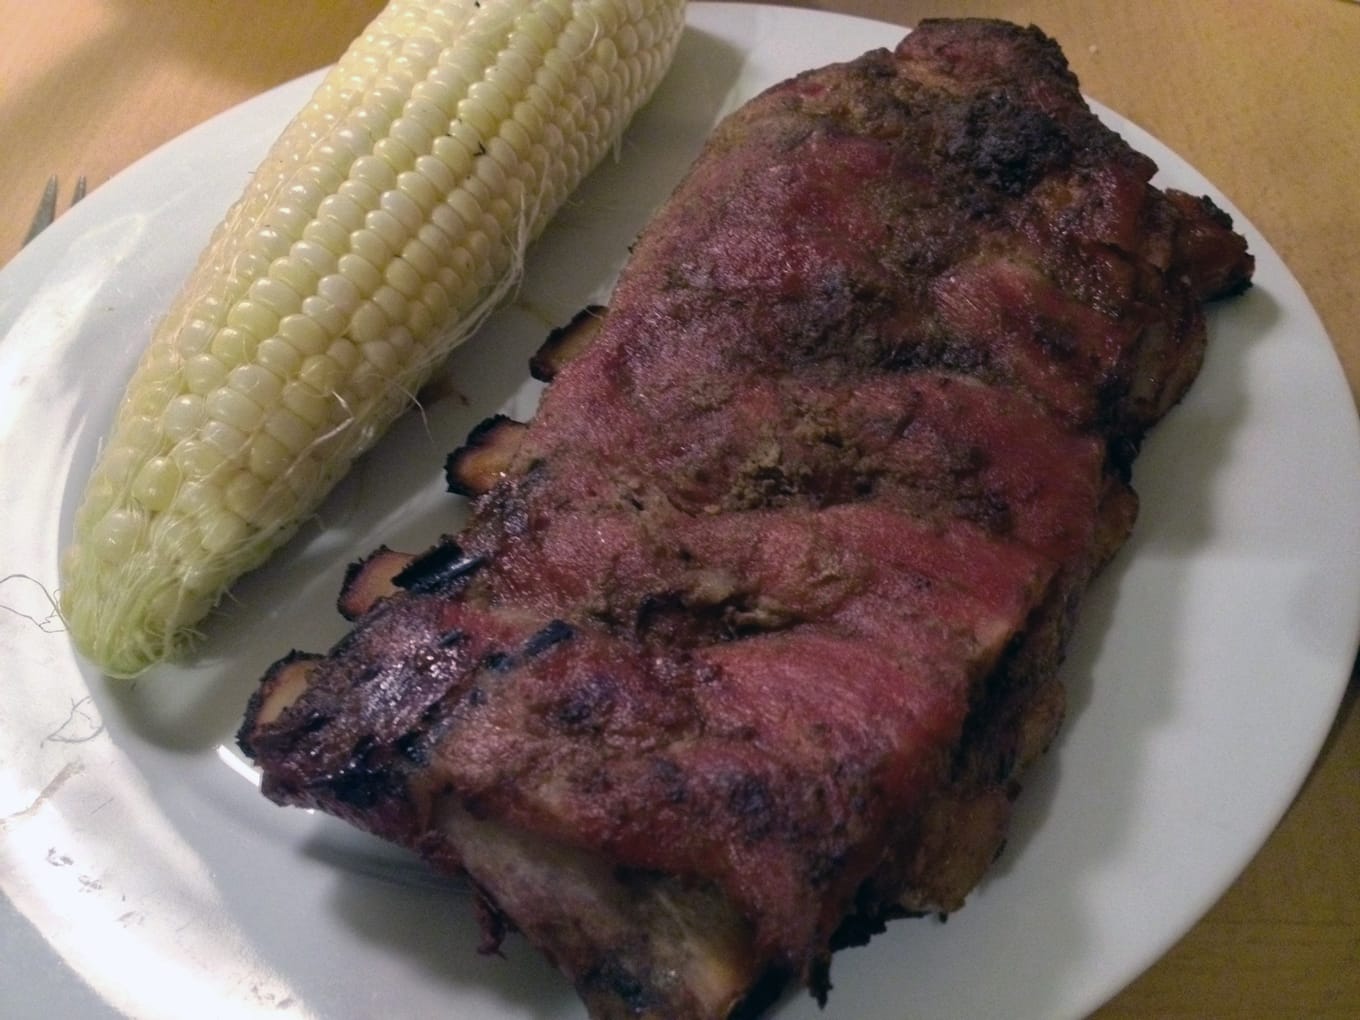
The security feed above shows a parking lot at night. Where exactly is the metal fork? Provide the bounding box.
[23,174,87,246]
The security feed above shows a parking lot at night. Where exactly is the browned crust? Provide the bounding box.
[531,305,609,383]
[337,545,414,620]
[444,415,529,498]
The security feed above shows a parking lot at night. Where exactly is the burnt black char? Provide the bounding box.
[240,19,1252,1019]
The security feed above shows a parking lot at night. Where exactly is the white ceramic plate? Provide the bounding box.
[2,4,1358,1019]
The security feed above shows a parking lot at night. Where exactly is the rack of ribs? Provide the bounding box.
[239,18,1253,1019]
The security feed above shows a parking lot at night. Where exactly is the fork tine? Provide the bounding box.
[24,175,59,246]
[72,176,88,205]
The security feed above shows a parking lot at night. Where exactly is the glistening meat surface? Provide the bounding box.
[239,18,1253,1019]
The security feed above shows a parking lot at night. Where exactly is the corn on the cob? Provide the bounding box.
[59,0,687,678]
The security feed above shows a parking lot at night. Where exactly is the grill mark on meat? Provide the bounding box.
[479,650,514,673]
[391,540,485,594]
[524,618,576,656]
[239,18,1253,1019]
[436,626,467,648]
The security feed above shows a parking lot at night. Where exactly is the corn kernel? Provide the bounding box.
[256,335,304,377]
[162,394,206,442]
[350,301,390,345]
[327,337,361,373]
[391,116,433,158]
[362,338,399,375]
[431,135,475,180]
[349,227,393,269]
[269,256,320,300]
[200,508,250,554]
[173,438,226,479]
[248,431,293,482]
[383,190,425,235]
[132,456,182,513]
[229,364,284,409]
[338,252,384,298]
[421,69,468,117]
[117,414,160,455]
[414,153,457,198]
[420,279,451,323]
[406,296,436,338]
[297,296,348,340]
[364,207,408,252]
[201,418,251,459]
[128,377,182,421]
[403,96,449,142]
[374,135,416,174]
[300,353,344,394]
[263,407,315,455]
[260,221,297,261]
[317,272,363,316]
[317,192,366,234]
[414,224,452,271]
[225,470,268,519]
[447,189,482,232]
[277,311,331,356]
[177,318,219,356]
[210,325,258,365]
[397,169,439,214]
[291,238,339,278]
[373,284,408,323]
[250,276,304,319]
[90,508,145,563]
[206,386,265,432]
[99,444,143,487]
[267,203,311,238]
[282,380,332,426]
[383,253,423,298]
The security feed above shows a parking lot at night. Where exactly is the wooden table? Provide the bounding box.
[2,1,1356,1016]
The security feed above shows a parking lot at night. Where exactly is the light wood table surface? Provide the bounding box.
[2,1,1356,1016]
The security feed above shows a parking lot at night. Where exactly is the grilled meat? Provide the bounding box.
[240,18,1252,1018]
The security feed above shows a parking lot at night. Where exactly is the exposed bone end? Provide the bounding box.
[530,304,608,383]
[445,415,529,498]
[1011,674,1066,772]
[438,800,766,1020]
[1093,475,1139,570]
[892,786,1013,917]
[338,545,416,620]
[238,652,323,756]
